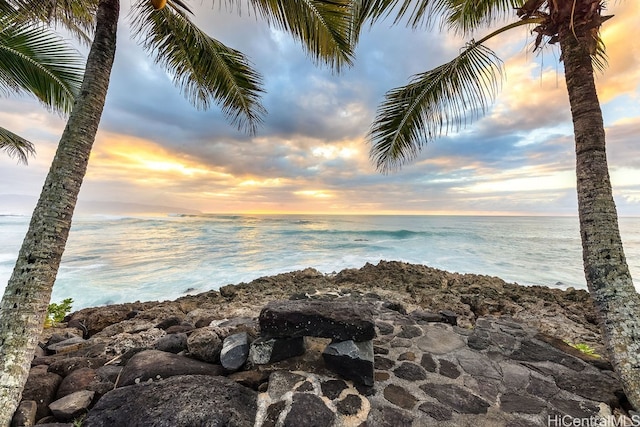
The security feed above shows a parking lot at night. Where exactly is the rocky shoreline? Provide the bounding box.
[12,261,631,426]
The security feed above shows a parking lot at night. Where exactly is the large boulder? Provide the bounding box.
[83,375,257,427]
[259,300,375,341]
[186,327,223,363]
[117,349,224,387]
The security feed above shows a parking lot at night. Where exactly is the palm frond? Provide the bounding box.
[445,0,524,34]
[130,0,266,134]
[0,126,36,164]
[590,30,608,73]
[248,0,355,71]
[2,0,97,44]
[354,0,449,27]
[0,16,85,114]
[369,42,503,173]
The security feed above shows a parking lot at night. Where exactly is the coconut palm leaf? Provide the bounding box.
[369,41,503,172]
[0,126,36,164]
[445,0,525,34]
[1,0,97,44]
[247,0,355,70]
[0,15,84,114]
[130,0,266,134]
[357,0,525,29]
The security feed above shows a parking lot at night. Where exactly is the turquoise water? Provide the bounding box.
[1,214,639,309]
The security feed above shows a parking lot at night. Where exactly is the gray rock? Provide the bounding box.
[220,332,249,371]
[283,394,334,427]
[48,390,95,422]
[438,358,461,379]
[457,350,502,380]
[117,349,224,387]
[416,324,465,354]
[322,340,374,386]
[511,339,586,371]
[153,332,188,354]
[186,326,222,363]
[393,362,427,381]
[259,300,375,341]
[249,336,306,365]
[320,379,349,400]
[336,395,362,416]
[397,325,422,339]
[21,366,63,421]
[83,375,257,427]
[420,383,490,414]
[500,393,547,414]
[56,367,100,399]
[46,337,86,354]
[267,371,307,401]
[420,353,437,372]
[409,309,444,323]
[10,400,37,427]
[383,384,417,409]
[95,366,122,384]
[439,310,458,326]
[367,406,413,427]
[47,357,109,377]
[418,401,453,421]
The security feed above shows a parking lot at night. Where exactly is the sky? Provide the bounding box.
[1,1,639,216]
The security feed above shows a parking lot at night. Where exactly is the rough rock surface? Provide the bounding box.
[14,261,629,427]
[259,300,376,341]
[83,375,257,427]
[117,349,224,387]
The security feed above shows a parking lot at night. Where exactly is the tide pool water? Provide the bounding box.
[1,214,639,310]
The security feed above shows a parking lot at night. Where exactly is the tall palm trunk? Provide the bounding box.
[0,0,119,423]
[559,23,640,409]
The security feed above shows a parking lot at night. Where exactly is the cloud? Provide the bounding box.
[0,2,638,216]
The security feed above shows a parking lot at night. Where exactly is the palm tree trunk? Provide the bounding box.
[559,22,640,410]
[0,0,119,424]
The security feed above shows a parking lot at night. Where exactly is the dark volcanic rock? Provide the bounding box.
[383,384,417,409]
[56,367,100,399]
[249,336,306,364]
[393,362,427,381]
[259,300,375,341]
[117,350,224,387]
[322,340,374,386]
[11,400,37,427]
[49,390,95,422]
[83,375,257,427]
[220,332,249,371]
[21,366,62,421]
[153,332,188,354]
[283,394,334,427]
[420,383,490,415]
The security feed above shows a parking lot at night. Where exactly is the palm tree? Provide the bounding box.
[0,0,356,423]
[0,14,85,163]
[362,0,640,409]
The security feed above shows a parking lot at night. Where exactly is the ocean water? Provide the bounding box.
[1,214,639,310]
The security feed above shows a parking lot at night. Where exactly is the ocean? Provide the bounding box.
[1,214,639,310]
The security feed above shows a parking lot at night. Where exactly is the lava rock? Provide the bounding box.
[220,332,250,371]
[117,349,224,387]
[322,340,374,386]
[83,375,257,427]
[259,300,375,341]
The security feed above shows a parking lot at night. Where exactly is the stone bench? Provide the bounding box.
[250,300,377,386]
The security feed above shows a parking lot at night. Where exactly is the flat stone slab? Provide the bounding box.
[84,375,257,427]
[259,300,376,341]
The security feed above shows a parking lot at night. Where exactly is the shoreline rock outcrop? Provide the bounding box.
[11,261,624,427]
